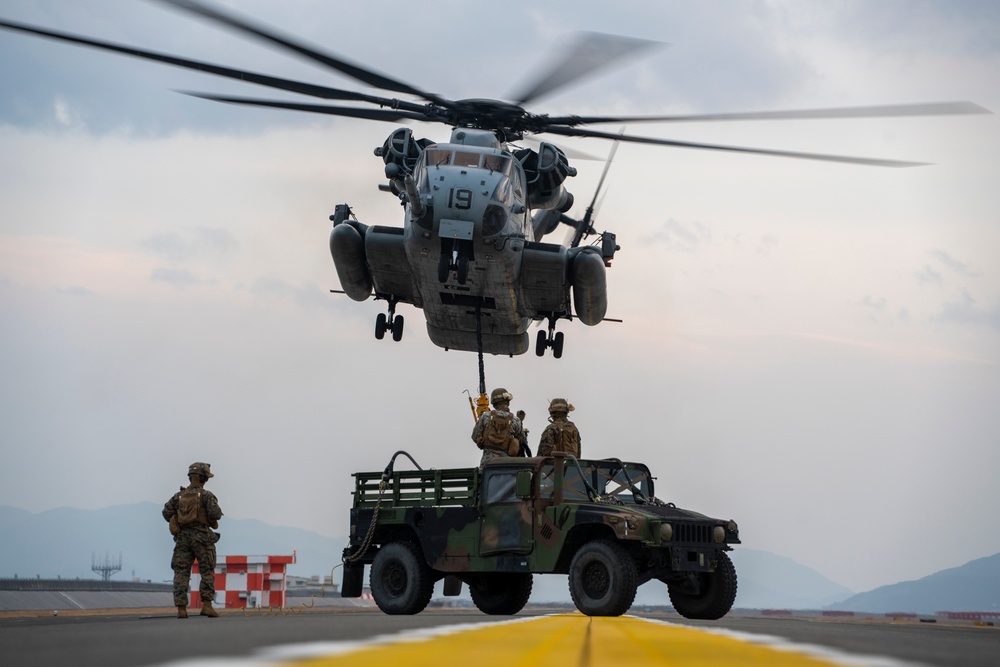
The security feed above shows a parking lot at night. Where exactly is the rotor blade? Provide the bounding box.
[519,135,603,161]
[570,133,620,248]
[543,125,931,167]
[180,93,435,122]
[509,32,661,107]
[0,18,428,109]
[159,0,451,106]
[588,133,621,211]
[544,101,992,127]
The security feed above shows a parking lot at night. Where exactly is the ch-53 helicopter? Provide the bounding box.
[1,0,989,359]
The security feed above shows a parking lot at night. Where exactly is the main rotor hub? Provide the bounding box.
[449,98,530,140]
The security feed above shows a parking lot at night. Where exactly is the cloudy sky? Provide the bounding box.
[1,0,998,593]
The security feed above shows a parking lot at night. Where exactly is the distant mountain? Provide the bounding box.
[828,552,1000,614]
[729,549,853,609]
[1,504,854,610]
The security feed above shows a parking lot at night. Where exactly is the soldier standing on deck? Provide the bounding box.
[472,387,527,468]
[163,462,223,619]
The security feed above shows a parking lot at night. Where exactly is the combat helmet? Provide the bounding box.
[548,398,574,413]
[490,388,513,405]
[188,462,214,479]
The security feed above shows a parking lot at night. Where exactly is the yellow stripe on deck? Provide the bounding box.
[279,613,847,667]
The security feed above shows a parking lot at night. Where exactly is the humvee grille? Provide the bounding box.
[675,523,712,544]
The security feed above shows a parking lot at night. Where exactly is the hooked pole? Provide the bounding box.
[472,305,490,419]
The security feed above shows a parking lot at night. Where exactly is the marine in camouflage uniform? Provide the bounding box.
[538,398,581,457]
[162,462,224,618]
[472,387,527,468]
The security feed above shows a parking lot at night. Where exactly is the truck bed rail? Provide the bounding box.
[352,468,478,508]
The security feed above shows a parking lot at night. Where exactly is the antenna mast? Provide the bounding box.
[91,552,122,581]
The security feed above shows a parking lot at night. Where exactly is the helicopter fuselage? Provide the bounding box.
[330,128,610,356]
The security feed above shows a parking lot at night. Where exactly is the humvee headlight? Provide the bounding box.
[728,520,738,533]
[660,523,673,542]
[713,526,726,544]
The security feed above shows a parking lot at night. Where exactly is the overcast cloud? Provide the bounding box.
[1,0,998,593]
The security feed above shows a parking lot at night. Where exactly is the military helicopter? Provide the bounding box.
[1,0,989,359]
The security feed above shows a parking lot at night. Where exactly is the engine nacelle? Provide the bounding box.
[569,247,607,325]
[515,143,577,210]
[530,190,575,240]
[329,222,372,302]
[375,128,432,176]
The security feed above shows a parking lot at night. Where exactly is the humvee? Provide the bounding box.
[341,453,739,618]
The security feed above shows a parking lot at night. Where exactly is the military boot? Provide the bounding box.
[200,600,219,617]
[176,606,188,619]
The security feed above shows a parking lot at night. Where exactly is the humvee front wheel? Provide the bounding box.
[469,573,533,615]
[370,542,434,615]
[568,539,637,616]
[667,551,738,620]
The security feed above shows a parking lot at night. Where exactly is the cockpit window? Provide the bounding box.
[483,155,508,173]
[510,163,524,198]
[491,178,512,206]
[425,149,451,166]
[453,151,481,168]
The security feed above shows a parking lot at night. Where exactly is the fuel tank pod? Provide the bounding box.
[329,223,373,302]
[569,247,608,326]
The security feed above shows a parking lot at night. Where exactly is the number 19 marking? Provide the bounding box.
[448,188,473,210]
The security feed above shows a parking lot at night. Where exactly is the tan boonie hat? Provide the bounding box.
[490,388,513,405]
[188,462,214,478]
[548,398,574,413]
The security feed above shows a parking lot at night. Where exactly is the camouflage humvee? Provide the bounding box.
[341,453,740,618]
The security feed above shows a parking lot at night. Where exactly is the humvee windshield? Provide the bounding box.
[539,460,654,503]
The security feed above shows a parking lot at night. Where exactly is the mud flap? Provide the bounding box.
[443,575,463,597]
[341,562,365,598]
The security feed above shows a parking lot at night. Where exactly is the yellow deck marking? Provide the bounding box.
[278,613,849,667]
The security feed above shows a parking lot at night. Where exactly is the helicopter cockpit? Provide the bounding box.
[412,146,528,238]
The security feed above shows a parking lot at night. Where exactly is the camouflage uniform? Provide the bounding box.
[163,463,223,608]
[472,388,526,468]
[538,398,581,457]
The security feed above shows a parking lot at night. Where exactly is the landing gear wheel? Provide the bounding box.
[391,315,404,342]
[370,542,434,615]
[535,329,547,357]
[456,255,469,285]
[568,539,637,616]
[552,331,564,359]
[667,551,738,620]
[469,573,533,615]
[375,312,387,340]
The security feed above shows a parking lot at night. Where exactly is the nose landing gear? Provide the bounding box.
[375,299,404,342]
[437,241,470,285]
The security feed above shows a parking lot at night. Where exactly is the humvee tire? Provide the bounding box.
[469,573,533,615]
[568,539,638,616]
[370,541,434,615]
[667,551,738,620]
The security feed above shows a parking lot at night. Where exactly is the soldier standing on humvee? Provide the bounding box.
[538,398,581,457]
[163,462,224,619]
[472,387,527,468]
